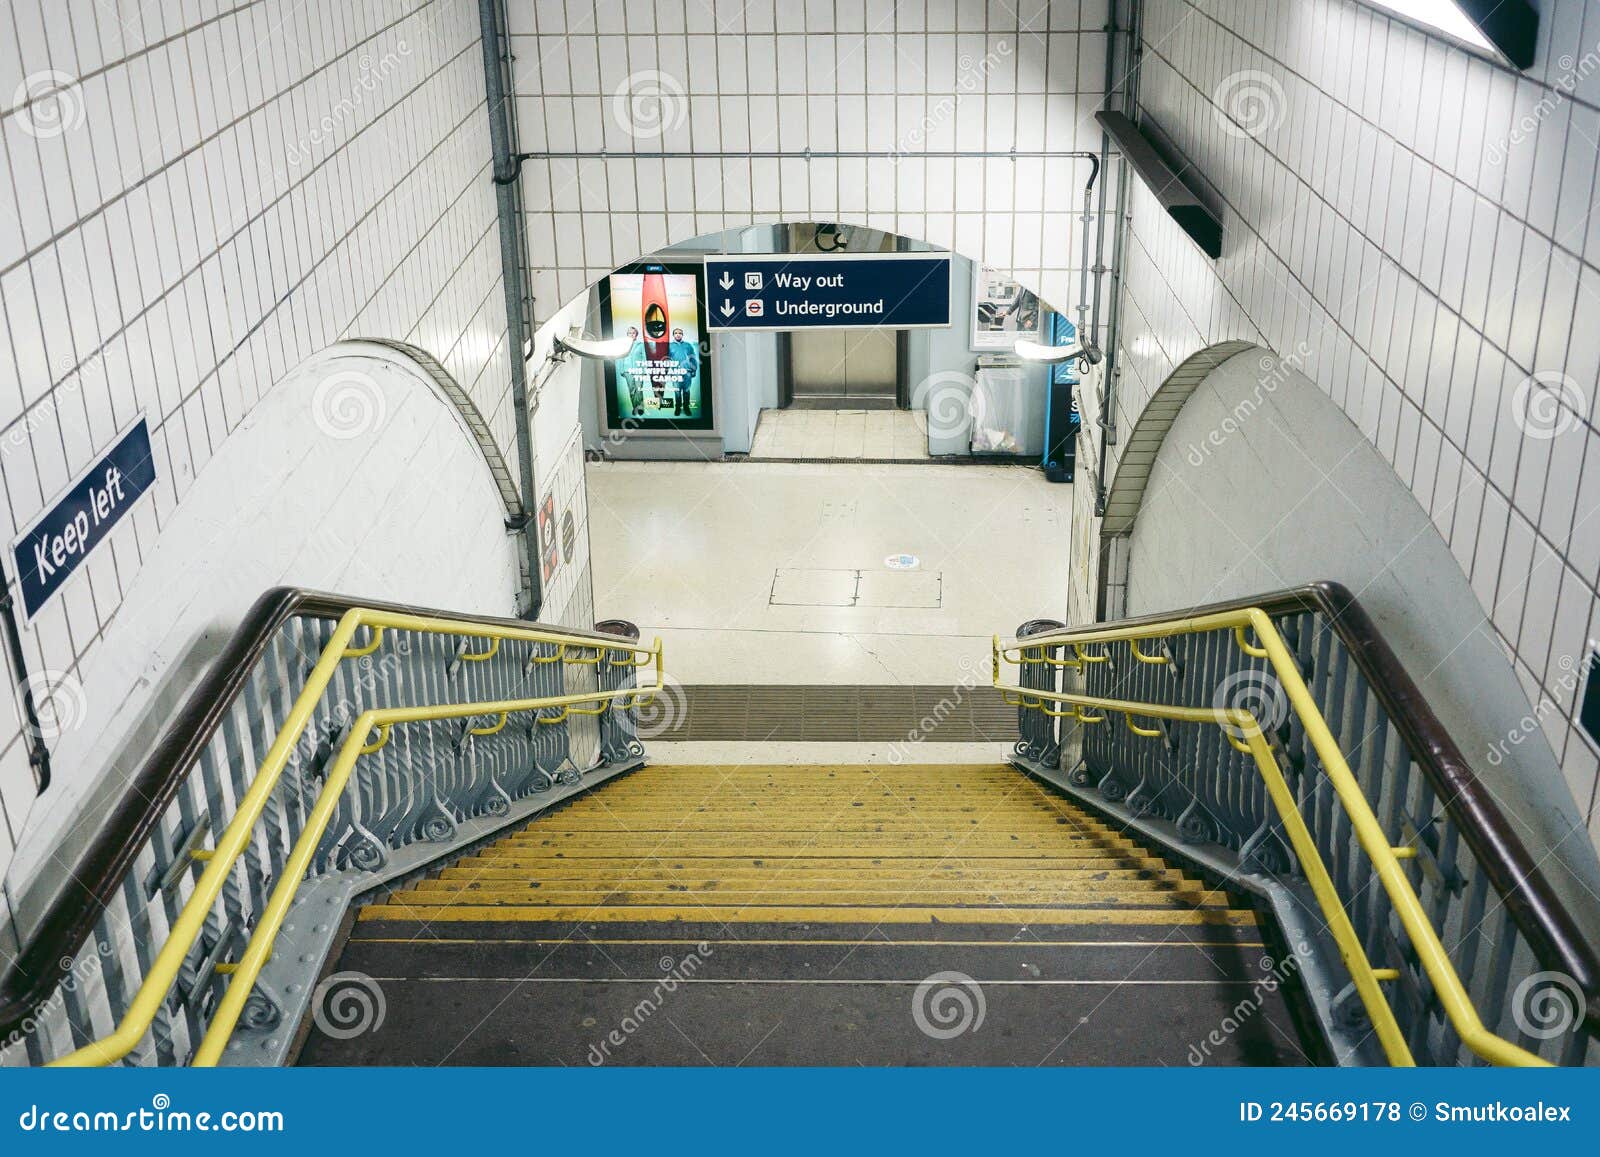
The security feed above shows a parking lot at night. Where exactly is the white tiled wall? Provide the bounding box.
[0,2,521,881]
[536,425,596,629]
[505,0,1111,317]
[3,342,525,912]
[1105,0,1600,835]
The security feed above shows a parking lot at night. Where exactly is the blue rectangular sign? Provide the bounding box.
[11,416,157,621]
[704,253,952,331]
[1,1068,1597,1152]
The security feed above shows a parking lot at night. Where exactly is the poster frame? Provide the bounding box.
[598,261,716,433]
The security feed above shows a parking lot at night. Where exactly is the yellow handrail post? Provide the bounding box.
[49,608,367,1067]
[988,606,1555,1068]
[342,625,385,659]
[1232,710,1414,1065]
[1129,638,1170,665]
[1123,712,1162,738]
[460,637,501,662]
[1233,624,1269,658]
[190,714,381,1066]
[190,662,666,1066]
[49,610,664,1068]
[1240,607,1545,1067]
[468,712,510,736]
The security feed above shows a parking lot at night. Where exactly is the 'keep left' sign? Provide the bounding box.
[11,416,158,621]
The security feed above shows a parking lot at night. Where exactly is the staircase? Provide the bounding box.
[299,763,1299,1065]
[6,584,1595,1069]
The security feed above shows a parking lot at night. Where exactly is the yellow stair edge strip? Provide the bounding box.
[358,903,1259,926]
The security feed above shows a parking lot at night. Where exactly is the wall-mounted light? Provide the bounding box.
[1014,339,1103,369]
[552,330,634,361]
[1096,111,1224,259]
[1362,0,1537,69]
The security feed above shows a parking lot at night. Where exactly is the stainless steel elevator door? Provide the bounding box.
[789,328,899,408]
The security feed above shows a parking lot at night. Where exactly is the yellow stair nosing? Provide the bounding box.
[384,893,1235,909]
[364,762,1253,932]
[388,876,1233,898]
[497,837,1138,845]
[358,903,1259,926]
[460,853,1171,868]
[413,891,1204,901]
[436,867,1187,881]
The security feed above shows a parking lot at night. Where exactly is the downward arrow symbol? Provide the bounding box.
[718,271,734,290]
[720,299,734,317]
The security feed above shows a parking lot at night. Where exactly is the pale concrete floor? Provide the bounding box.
[748,408,929,459]
[586,460,1073,686]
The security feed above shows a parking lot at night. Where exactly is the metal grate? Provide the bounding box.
[657,685,1018,742]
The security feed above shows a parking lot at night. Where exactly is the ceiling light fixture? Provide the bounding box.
[1362,0,1537,69]
[1014,339,1103,367]
[552,330,634,361]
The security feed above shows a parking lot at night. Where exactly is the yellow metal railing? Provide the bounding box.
[50,608,662,1068]
[992,605,1548,1068]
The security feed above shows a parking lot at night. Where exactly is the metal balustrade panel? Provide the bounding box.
[1011,600,1598,1068]
[1,605,650,1068]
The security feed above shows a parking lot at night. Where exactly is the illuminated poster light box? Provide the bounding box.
[598,262,716,433]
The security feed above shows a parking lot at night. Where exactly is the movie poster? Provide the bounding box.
[970,266,1044,352]
[599,262,714,431]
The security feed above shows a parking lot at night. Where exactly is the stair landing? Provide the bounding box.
[299,765,1306,1065]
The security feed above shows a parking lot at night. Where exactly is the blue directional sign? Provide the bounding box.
[11,416,158,621]
[704,254,952,331]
